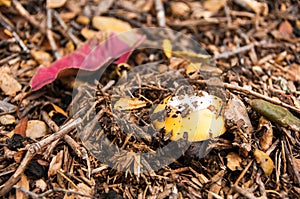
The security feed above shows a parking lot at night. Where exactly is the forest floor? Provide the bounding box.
[0,0,300,198]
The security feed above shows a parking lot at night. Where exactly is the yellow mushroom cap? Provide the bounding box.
[153,92,226,142]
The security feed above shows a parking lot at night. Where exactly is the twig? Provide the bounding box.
[195,80,300,115]
[38,188,95,198]
[41,111,91,178]
[168,18,227,27]
[46,9,61,60]
[13,185,39,199]
[223,82,300,115]
[52,10,79,47]
[234,160,253,185]
[11,0,45,33]
[94,0,115,16]
[0,118,81,196]
[0,54,19,66]
[41,111,83,159]
[0,12,29,53]
[214,40,266,59]
[155,0,166,27]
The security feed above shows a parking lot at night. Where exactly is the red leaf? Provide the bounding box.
[30,32,145,91]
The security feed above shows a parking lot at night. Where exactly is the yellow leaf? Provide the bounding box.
[162,39,172,59]
[46,0,67,8]
[204,0,227,12]
[0,0,11,7]
[254,148,274,176]
[50,103,68,118]
[92,16,132,33]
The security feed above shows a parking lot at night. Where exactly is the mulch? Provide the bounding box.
[0,0,300,198]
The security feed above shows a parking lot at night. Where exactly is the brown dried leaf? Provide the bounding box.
[13,150,25,163]
[226,152,242,171]
[50,103,68,117]
[48,150,63,177]
[170,1,190,17]
[279,21,293,38]
[25,120,47,139]
[92,16,132,32]
[30,49,52,66]
[76,15,90,25]
[35,179,47,192]
[232,0,268,15]
[254,148,274,176]
[15,174,29,199]
[14,117,28,137]
[0,114,15,125]
[258,117,273,151]
[204,0,226,12]
[80,28,99,40]
[114,97,147,110]
[224,94,253,134]
[0,72,22,96]
[46,0,67,8]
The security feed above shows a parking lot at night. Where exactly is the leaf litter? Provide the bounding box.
[0,0,300,198]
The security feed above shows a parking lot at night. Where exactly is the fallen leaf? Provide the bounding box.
[25,120,47,139]
[46,0,67,8]
[30,49,52,66]
[258,117,273,151]
[0,72,22,96]
[48,150,63,177]
[50,103,68,117]
[14,117,28,137]
[224,94,253,134]
[92,16,132,32]
[14,151,25,163]
[250,99,300,132]
[0,114,15,125]
[35,179,47,192]
[162,39,172,59]
[76,15,90,25]
[232,0,268,15]
[114,97,147,111]
[30,32,145,91]
[15,174,29,199]
[279,21,293,38]
[0,0,11,6]
[80,28,99,40]
[0,100,17,113]
[170,1,190,17]
[254,148,274,176]
[226,152,242,171]
[204,0,226,12]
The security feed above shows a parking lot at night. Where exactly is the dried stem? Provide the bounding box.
[11,0,45,33]
[46,9,61,60]
[0,118,81,196]
[0,12,29,53]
